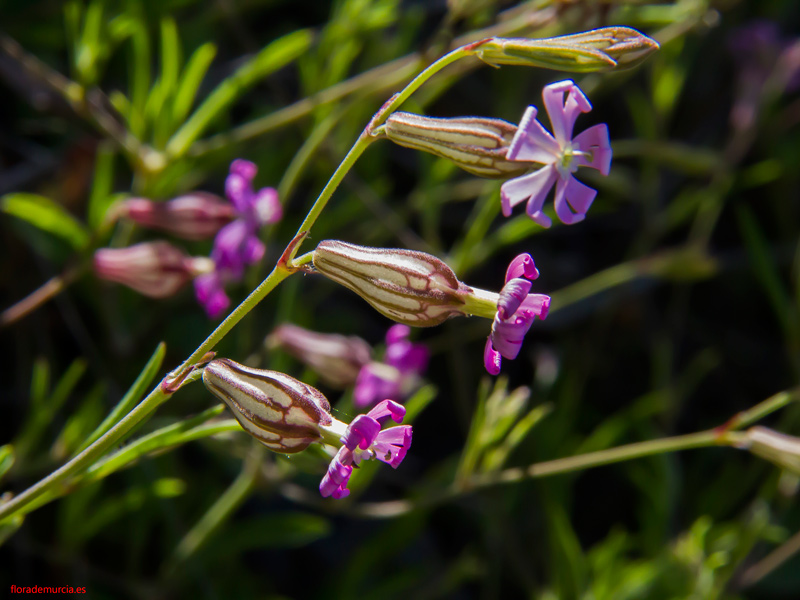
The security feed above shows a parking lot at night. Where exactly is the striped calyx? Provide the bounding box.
[313,240,470,327]
[384,112,528,178]
[202,358,333,453]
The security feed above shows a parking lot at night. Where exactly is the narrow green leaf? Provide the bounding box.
[0,515,24,548]
[1,193,89,250]
[127,17,151,137]
[78,342,166,453]
[152,17,183,147]
[30,357,50,409]
[87,142,116,231]
[84,406,230,482]
[167,29,313,157]
[0,445,15,482]
[52,384,105,461]
[170,42,217,131]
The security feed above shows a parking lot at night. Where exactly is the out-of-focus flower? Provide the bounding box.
[728,21,800,133]
[312,240,549,373]
[194,159,283,318]
[113,193,235,240]
[93,242,212,298]
[267,323,372,389]
[319,399,412,499]
[201,358,411,499]
[482,254,550,375]
[354,324,429,408]
[500,80,612,227]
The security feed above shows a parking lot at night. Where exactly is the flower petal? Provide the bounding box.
[194,273,230,319]
[484,338,502,375]
[500,165,557,224]
[497,278,532,319]
[343,415,381,450]
[520,293,551,320]
[573,124,612,176]
[491,311,536,360]
[367,399,406,423]
[252,187,282,225]
[372,425,412,468]
[507,106,560,162]
[542,80,591,145]
[320,448,354,498]
[505,253,539,282]
[554,175,597,225]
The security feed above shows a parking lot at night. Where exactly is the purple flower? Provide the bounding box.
[194,159,282,318]
[483,254,550,375]
[353,325,429,409]
[500,80,612,227]
[319,400,412,499]
[94,242,212,298]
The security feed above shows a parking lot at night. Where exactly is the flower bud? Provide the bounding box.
[312,240,470,327]
[114,193,235,240]
[267,324,372,388]
[202,358,333,453]
[93,242,211,298]
[384,112,528,178]
[472,27,659,72]
[743,426,800,475]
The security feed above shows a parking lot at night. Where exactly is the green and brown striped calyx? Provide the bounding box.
[312,240,472,327]
[202,358,333,453]
[383,112,528,178]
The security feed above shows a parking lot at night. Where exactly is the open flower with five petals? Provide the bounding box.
[500,80,612,227]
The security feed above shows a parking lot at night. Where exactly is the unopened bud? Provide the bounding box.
[267,324,372,388]
[473,27,659,72]
[114,193,234,240]
[93,242,211,298]
[312,240,471,327]
[202,358,333,453]
[743,426,800,475]
[384,112,528,178]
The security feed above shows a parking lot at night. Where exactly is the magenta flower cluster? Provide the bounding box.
[194,160,282,318]
[320,400,412,499]
[354,324,429,408]
[484,254,551,375]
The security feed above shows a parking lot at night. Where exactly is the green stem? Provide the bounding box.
[470,430,734,488]
[723,388,800,431]
[0,386,169,523]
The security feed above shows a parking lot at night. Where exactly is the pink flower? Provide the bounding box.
[483,254,550,375]
[353,324,429,409]
[500,80,612,227]
[319,400,412,499]
[93,242,211,298]
[194,159,283,318]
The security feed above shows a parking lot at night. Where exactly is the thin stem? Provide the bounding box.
[1,266,83,328]
[0,386,169,523]
[469,430,732,488]
[722,388,800,431]
[175,265,293,376]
